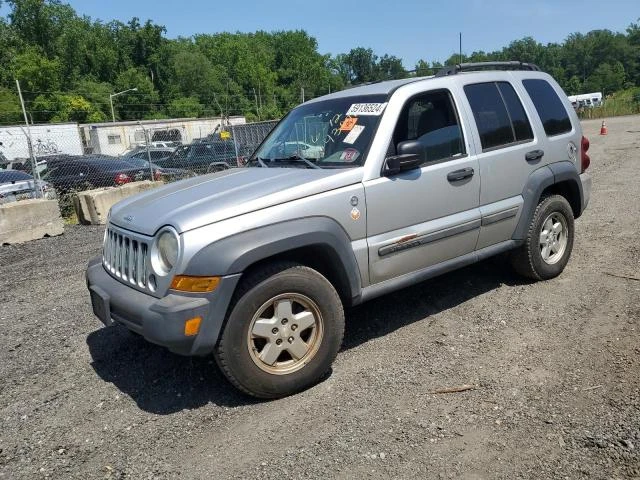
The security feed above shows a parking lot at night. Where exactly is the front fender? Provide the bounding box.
[183,216,363,304]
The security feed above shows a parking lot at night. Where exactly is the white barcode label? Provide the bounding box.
[346,103,388,116]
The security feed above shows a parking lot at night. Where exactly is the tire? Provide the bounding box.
[511,194,575,280]
[215,262,345,399]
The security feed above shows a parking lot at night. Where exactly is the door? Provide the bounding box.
[365,89,481,284]
[461,80,543,249]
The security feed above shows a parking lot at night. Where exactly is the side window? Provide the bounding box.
[393,90,465,164]
[464,82,533,151]
[522,79,572,136]
[497,83,533,142]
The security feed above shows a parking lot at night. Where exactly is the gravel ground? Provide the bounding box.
[1,116,639,479]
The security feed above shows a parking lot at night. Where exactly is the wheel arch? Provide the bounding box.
[513,162,584,241]
[183,216,363,307]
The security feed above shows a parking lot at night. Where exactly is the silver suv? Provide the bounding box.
[87,62,592,399]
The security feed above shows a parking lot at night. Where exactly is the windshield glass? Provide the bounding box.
[250,94,388,168]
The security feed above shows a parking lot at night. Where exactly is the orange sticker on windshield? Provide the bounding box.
[339,117,358,132]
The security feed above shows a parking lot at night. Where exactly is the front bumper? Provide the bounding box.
[86,256,240,356]
[580,172,592,213]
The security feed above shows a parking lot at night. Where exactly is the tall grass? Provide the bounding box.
[578,87,640,120]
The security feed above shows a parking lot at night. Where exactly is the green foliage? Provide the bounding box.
[31,92,106,122]
[1,2,639,124]
[577,87,640,119]
[0,86,23,123]
[167,96,204,118]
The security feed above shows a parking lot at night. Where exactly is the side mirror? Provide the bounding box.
[383,153,422,176]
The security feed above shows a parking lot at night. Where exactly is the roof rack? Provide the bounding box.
[435,61,541,77]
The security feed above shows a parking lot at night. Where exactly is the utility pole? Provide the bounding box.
[301,87,305,103]
[253,88,260,121]
[16,79,42,198]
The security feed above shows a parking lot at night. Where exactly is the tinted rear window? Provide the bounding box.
[464,83,515,150]
[522,79,572,136]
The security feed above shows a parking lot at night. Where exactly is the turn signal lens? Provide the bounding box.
[184,316,202,336]
[170,275,220,292]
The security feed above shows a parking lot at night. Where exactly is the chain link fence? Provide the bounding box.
[0,118,278,219]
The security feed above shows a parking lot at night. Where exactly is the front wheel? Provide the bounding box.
[215,262,344,399]
[511,194,575,280]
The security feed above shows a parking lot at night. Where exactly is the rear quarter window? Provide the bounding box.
[522,79,572,137]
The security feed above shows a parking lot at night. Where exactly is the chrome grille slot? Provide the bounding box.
[102,225,150,291]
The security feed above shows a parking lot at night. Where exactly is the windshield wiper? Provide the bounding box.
[246,157,270,168]
[271,155,321,169]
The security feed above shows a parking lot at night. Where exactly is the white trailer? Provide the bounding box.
[568,92,603,109]
[0,123,84,161]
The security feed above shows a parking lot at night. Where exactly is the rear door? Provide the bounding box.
[460,77,543,249]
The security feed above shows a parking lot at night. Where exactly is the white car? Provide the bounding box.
[283,141,324,159]
[0,170,54,203]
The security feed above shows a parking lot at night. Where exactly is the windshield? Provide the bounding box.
[250,94,388,168]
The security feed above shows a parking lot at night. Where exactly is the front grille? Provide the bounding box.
[103,226,150,289]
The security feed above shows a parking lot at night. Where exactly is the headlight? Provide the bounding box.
[151,227,180,276]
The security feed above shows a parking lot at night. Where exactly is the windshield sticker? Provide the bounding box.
[339,117,358,132]
[346,102,388,116]
[343,125,365,144]
[340,148,360,162]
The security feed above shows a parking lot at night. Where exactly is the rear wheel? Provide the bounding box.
[215,262,344,399]
[511,194,574,280]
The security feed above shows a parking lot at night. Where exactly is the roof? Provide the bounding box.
[305,77,431,104]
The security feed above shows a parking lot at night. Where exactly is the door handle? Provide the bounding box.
[447,167,474,182]
[525,149,544,162]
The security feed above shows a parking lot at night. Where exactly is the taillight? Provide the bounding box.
[153,170,162,181]
[581,135,590,173]
[114,173,132,185]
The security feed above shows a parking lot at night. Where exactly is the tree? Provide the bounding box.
[584,61,626,94]
[31,93,105,123]
[167,97,203,118]
[113,68,158,120]
[10,47,62,93]
[376,54,407,80]
[0,86,23,124]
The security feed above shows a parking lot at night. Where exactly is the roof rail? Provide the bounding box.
[435,61,541,77]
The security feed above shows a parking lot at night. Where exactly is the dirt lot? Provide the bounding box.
[1,116,639,479]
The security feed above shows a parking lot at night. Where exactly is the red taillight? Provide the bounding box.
[581,135,590,173]
[153,170,162,181]
[114,173,132,185]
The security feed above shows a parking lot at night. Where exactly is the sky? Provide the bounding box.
[13,0,640,67]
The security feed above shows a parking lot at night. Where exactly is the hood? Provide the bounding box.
[110,167,363,235]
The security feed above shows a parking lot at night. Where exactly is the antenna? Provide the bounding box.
[459,32,462,64]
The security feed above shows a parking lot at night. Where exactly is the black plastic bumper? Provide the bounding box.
[86,256,241,356]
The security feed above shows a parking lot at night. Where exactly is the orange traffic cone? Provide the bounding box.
[600,120,608,135]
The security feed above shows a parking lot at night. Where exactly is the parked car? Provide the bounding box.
[0,170,54,203]
[154,141,238,173]
[87,61,592,399]
[122,157,195,182]
[122,148,175,163]
[42,155,158,192]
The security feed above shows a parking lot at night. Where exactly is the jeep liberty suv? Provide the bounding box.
[87,62,592,399]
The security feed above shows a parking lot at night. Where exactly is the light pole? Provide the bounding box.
[109,88,138,123]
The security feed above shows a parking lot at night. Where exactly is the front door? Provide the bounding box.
[364,89,481,284]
